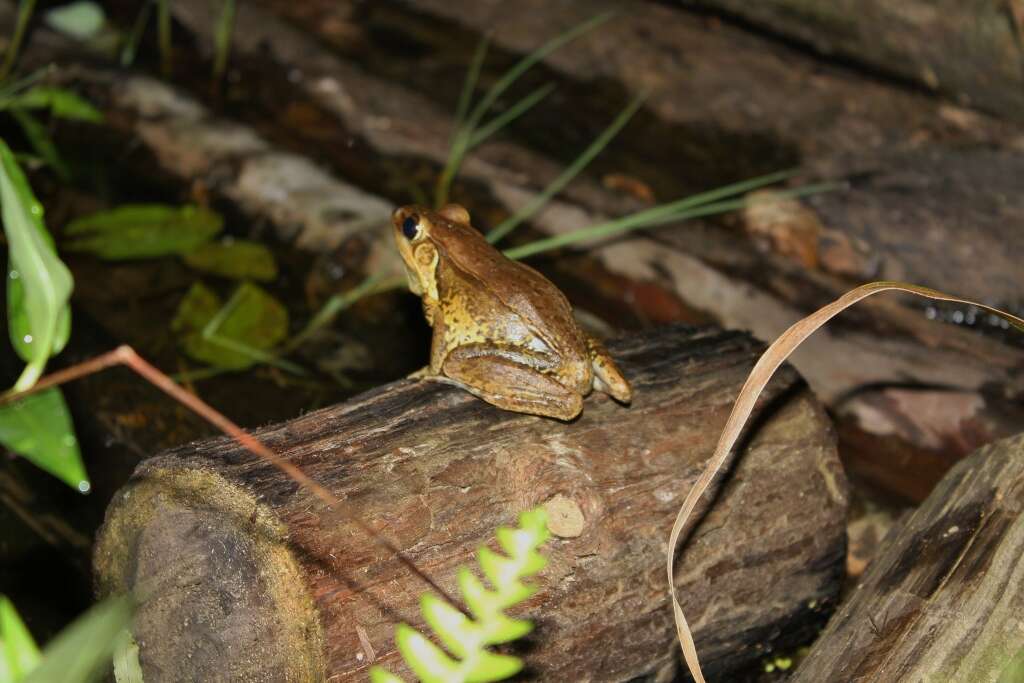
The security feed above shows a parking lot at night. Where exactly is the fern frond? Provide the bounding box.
[370,507,551,683]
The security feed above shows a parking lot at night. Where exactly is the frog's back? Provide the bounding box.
[433,220,586,355]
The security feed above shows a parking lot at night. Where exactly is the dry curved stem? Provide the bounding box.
[667,281,1024,683]
[0,345,455,605]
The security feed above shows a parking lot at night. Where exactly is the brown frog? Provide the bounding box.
[392,203,631,420]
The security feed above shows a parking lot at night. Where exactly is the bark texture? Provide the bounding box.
[94,326,848,682]
[682,0,1024,123]
[794,432,1024,682]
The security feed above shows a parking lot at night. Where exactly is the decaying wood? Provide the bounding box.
[94,326,848,682]
[158,0,1024,500]
[681,0,1024,124]
[794,432,1024,682]
[14,0,1024,497]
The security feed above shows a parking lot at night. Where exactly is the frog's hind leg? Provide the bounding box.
[585,334,632,404]
[441,345,583,421]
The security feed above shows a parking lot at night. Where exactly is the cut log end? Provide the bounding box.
[95,468,324,682]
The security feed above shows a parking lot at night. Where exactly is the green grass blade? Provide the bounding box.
[22,595,134,683]
[468,82,556,150]
[455,36,490,130]
[502,182,842,261]
[157,0,171,77]
[120,0,153,67]
[10,109,70,180]
[0,0,38,81]
[434,11,612,207]
[486,92,645,245]
[464,11,613,134]
[213,0,236,82]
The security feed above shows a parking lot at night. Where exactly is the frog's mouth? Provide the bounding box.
[402,262,423,296]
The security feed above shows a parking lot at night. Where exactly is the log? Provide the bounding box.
[681,0,1024,124]
[793,432,1024,682]
[93,325,849,682]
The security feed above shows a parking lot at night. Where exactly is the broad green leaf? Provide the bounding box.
[171,281,288,369]
[182,240,278,282]
[44,1,106,41]
[0,140,74,391]
[1,596,41,681]
[10,109,70,180]
[0,387,88,492]
[9,87,103,122]
[63,205,222,259]
[23,595,133,683]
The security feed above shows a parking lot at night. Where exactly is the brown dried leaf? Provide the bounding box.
[667,281,1024,683]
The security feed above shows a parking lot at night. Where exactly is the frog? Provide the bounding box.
[392,203,632,421]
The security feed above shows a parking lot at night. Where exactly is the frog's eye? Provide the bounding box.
[401,215,420,240]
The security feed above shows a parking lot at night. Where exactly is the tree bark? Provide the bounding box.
[94,325,848,682]
[681,0,1024,124]
[794,432,1024,682]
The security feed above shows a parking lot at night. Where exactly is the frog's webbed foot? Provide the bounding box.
[585,334,632,404]
[441,345,583,421]
[406,365,432,380]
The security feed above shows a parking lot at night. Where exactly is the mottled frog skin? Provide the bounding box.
[392,203,631,420]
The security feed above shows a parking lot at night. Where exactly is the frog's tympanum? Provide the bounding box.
[392,204,632,420]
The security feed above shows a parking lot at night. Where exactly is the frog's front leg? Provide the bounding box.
[437,343,583,421]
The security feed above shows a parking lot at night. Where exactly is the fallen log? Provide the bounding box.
[680,0,1024,124]
[94,325,848,681]
[793,432,1024,682]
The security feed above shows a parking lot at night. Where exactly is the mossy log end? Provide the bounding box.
[94,325,848,682]
[794,432,1024,682]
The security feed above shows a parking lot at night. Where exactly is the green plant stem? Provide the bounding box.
[0,0,38,82]
[467,82,555,150]
[284,273,403,352]
[157,0,171,77]
[502,182,842,261]
[212,0,236,83]
[486,92,646,245]
[121,1,154,67]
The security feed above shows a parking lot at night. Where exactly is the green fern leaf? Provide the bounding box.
[395,624,460,683]
[375,507,551,682]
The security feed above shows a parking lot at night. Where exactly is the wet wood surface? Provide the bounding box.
[794,432,1024,682]
[94,325,848,682]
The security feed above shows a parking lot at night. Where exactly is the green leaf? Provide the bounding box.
[112,629,142,683]
[63,205,222,260]
[420,594,476,660]
[181,240,278,282]
[9,87,103,122]
[0,388,89,492]
[171,281,288,370]
[1,596,41,681]
[368,667,405,683]
[395,624,459,683]
[10,109,70,180]
[0,139,74,391]
[22,595,134,683]
[43,1,106,41]
[464,650,523,683]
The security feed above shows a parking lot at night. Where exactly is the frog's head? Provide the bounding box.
[392,204,472,301]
